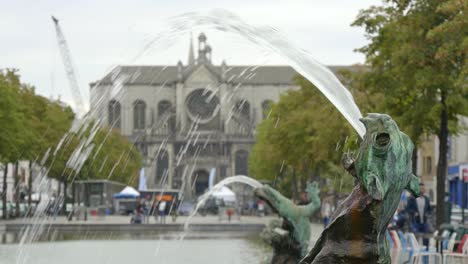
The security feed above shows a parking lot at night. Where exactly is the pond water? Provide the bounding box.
[0,238,269,264]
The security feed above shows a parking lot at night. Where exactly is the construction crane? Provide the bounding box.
[51,16,86,116]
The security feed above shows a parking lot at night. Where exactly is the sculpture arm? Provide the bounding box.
[254,185,297,217]
[301,181,321,216]
[304,191,320,216]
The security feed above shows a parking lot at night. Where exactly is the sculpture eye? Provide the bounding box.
[375,133,390,147]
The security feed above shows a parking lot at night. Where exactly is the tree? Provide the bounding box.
[46,122,143,214]
[353,0,468,227]
[0,70,29,219]
[0,69,142,217]
[250,75,359,199]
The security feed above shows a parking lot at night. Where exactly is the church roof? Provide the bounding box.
[92,64,358,87]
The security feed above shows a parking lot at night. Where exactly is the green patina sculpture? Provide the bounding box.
[255,182,321,263]
[301,113,421,264]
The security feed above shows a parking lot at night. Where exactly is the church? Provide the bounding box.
[90,33,345,198]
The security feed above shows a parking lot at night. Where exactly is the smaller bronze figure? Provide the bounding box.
[255,182,321,264]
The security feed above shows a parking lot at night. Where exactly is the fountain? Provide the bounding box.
[183,175,263,231]
[300,113,420,264]
[2,9,418,264]
[255,182,321,264]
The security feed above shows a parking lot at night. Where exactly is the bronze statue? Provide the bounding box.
[300,113,420,264]
[255,182,320,263]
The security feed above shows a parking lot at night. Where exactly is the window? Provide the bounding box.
[424,156,432,174]
[235,150,249,175]
[235,100,250,120]
[108,100,121,129]
[158,100,172,117]
[133,100,146,130]
[261,100,272,119]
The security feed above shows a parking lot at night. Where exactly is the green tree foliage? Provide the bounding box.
[1,69,142,188]
[0,69,75,163]
[250,76,360,198]
[76,127,143,186]
[0,70,29,162]
[352,0,467,227]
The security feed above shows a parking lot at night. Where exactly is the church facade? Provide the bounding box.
[90,33,345,198]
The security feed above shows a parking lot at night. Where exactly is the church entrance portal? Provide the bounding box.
[193,170,209,196]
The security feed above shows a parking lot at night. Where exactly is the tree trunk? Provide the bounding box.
[412,147,418,175]
[436,93,448,228]
[2,164,8,219]
[62,180,67,215]
[28,161,32,216]
[68,181,75,221]
[14,161,20,218]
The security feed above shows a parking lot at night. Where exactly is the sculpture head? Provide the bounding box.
[355,113,420,201]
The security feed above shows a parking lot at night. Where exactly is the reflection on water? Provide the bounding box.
[0,238,269,264]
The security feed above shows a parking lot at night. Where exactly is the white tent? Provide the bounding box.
[212,186,236,203]
[113,186,140,198]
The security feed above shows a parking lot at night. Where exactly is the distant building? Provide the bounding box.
[417,135,438,202]
[90,33,350,198]
[416,116,468,205]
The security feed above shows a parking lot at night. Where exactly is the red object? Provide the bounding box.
[462,168,468,182]
[457,234,468,253]
[90,209,97,216]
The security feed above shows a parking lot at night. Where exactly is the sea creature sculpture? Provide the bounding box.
[301,113,420,264]
[255,182,320,263]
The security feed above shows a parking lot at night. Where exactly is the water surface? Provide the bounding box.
[1,239,269,264]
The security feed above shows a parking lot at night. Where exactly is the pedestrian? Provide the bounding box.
[321,198,331,228]
[133,202,143,224]
[406,183,432,247]
[143,198,150,224]
[159,200,167,224]
[257,200,265,217]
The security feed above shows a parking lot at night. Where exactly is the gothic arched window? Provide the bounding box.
[133,100,146,130]
[235,100,250,120]
[261,100,272,119]
[158,100,172,117]
[108,100,121,129]
[156,150,169,185]
[235,150,249,175]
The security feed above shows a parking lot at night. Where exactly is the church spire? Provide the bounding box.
[188,33,195,66]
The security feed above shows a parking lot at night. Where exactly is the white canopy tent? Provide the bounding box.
[113,186,140,199]
[211,186,236,203]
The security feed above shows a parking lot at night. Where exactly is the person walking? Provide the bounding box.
[406,183,432,247]
[158,200,167,224]
[321,198,332,228]
[257,200,265,217]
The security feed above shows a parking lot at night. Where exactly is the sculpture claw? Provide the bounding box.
[341,153,356,177]
[366,173,384,201]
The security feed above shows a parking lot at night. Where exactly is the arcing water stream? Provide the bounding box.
[183,175,263,231]
[13,9,365,264]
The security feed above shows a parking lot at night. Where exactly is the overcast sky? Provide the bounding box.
[1,0,381,111]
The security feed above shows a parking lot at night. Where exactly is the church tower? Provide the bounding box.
[187,33,195,66]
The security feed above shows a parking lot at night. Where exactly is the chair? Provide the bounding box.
[386,230,394,249]
[398,230,409,249]
[443,232,457,253]
[411,252,442,264]
[428,230,438,252]
[390,230,402,249]
[408,232,440,264]
[443,234,468,264]
[388,230,406,263]
[456,234,468,253]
